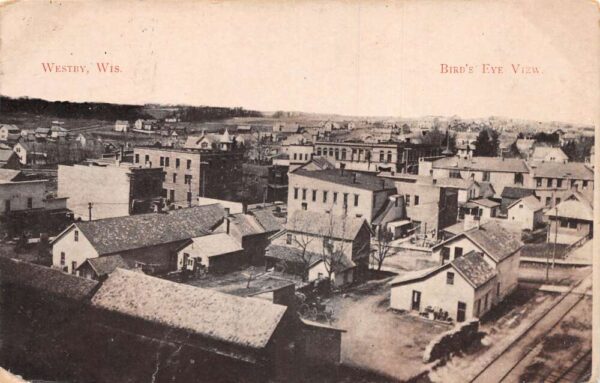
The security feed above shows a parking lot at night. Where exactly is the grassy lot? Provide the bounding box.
[1,112,112,131]
[327,277,451,382]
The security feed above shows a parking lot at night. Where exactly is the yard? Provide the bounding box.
[327,277,451,381]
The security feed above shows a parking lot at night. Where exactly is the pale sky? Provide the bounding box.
[0,0,597,124]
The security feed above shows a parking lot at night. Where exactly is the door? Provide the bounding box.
[411,290,421,311]
[457,301,466,322]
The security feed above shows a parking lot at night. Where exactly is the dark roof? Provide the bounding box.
[227,213,266,237]
[452,251,497,288]
[0,257,98,300]
[292,169,395,191]
[471,198,500,208]
[91,269,287,350]
[501,187,536,199]
[79,255,129,277]
[57,204,225,255]
[464,222,523,262]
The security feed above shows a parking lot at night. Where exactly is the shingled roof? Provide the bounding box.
[90,269,287,350]
[530,162,593,180]
[0,257,98,300]
[250,209,284,234]
[78,255,130,277]
[452,251,497,288]
[287,211,369,241]
[544,192,593,221]
[501,186,536,199]
[54,204,225,255]
[432,156,529,173]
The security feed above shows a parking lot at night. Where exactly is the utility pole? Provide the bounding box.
[88,202,93,221]
[188,180,192,208]
[552,202,558,268]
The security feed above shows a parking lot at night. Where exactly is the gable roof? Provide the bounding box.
[265,244,320,265]
[501,186,536,199]
[90,269,287,350]
[227,213,267,237]
[530,146,568,161]
[530,162,593,180]
[544,192,593,221]
[55,204,225,255]
[0,257,99,300]
[0,169,21,183]
[78,255,130,277]
[390,251,496,289]
[433,221,523,263]
[432,156,529,173]
[183,233,244,258]
[507,195,544,211]
[291,169,395,191]
[0,148,16,163]
[471,198,500,208]
[250,209,284,234]
[310,253,356,274]
[287,211,369,241]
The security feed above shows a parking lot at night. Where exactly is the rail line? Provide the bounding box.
[469,271,592,383]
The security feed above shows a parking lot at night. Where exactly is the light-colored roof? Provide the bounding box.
[544,192,593,221]
[530,162,593,181]
[91,269,287,350]
[432,156,529,173]
[530,146,568,161]
[471,198,501,208]
[0,169,21,183]
[292,169,396,191]
[434,177,477,190]
[287,211,368,241]
[507,195,544,211]
[185,233,243,258]
[55,204,225,255]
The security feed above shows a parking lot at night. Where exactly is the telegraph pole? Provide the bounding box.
[552,202,558,268]
[88,202,93,221]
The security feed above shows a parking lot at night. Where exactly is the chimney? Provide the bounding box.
[225,217,230,234]
[242,202,248,214]
[224,207,230,216]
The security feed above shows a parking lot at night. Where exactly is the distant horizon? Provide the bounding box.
[1,94,594,128]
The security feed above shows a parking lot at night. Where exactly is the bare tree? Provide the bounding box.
[287,214,317,281]
[319,213,350,285]
[372,226,394,271]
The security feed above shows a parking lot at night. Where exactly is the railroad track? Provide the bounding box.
[470,272,592,383]
[544,348,592,383]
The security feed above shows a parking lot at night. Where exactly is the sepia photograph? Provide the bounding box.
[0,1,597,382]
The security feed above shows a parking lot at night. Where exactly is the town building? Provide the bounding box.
[58,162,165,220]
[458,198,501,223]
[114,120,130,132]
[0,124,21,142]
[420,156,530,198]
[0,145,20,169]
[183,129,243,152]
[314,141,441,173]
[544,192,593,245]
[76,254,130,281]
[287,167,397,224]
[434,177,487,205]
[133,145,244,203]
[266,164,289,202]
[500,186,537,215]
[529,146,569,163]
[528,161,594,207]
[507,195,544,231]
[431,221,522,301]
[176,232,245,274]
[51,204,225,274]
[389,251,498,322]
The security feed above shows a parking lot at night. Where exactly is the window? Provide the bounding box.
[514,173,523,185]
[354,194,359,207]
[405,195,410,206]
[172,173,177,183]
[186,159,192,169]
[545,197,551,206]
[333,192,338,204]
[343,193,348,207]
[341,149,347,160]
[379,151,384,162]
[60,252,65,266]
[454,247,463,258]
[301,202,307,210]
[446,272,455,285]
[582,180,588,189]
[312,190,317,202]
[536,178,542,187]
[484,293,489,309]
[27,197,33,209]
[483,171,490,182]
[176,158,180,168]
[323,191,328,203]
[302,189,307,200]
[329,148,334,157]
[560,218,568,228]
[165,157,170,167]
[568,220,577,229]
[169,190,175,202]
[74,230,79,242]
[335,149,339,160]
[316,148,322,156]
[441,247,450,264]
[555,198,561,205]
[414,195,420,205]
[293,153,297,160]
[160,156,165,166]
[145,155,149,163]
[556,179,562,188]
[387,151,392,162]
[286,234,293,244]
[571,179,576,189]
[184,175,192,184]
[71,261,77,275]
[547,178,552,187]
[450,170,461,179]
[135,154,140,163]
[294,187,299,199]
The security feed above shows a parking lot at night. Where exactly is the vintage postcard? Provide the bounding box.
[0,0,597,382]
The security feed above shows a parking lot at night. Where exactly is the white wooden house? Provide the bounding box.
[507,195,544,231]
